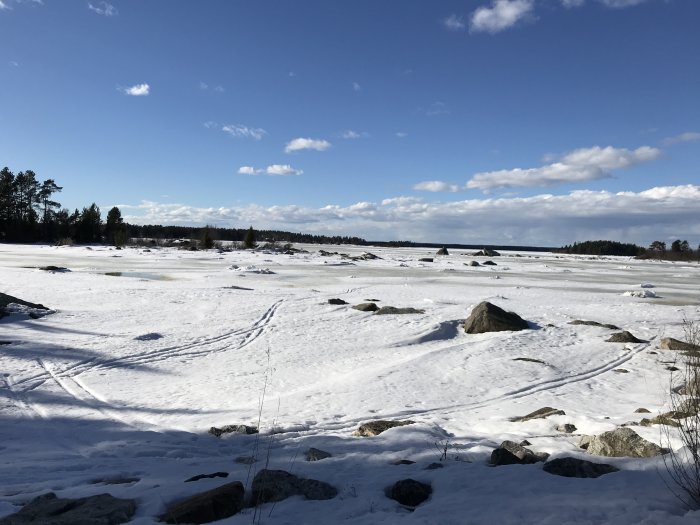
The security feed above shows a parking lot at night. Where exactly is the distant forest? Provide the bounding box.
[1,166,698,259]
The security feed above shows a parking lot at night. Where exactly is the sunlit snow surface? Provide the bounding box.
[1,243,699,524]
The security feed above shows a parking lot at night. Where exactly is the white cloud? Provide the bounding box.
[265,164,303,176]
[203,121,218,129]
[467,145,661,191]
[88,1,117,16]
[121,83,150,96]
[0,1,9,10]
[199,81,208,90]
[213,85,225,93]
[663,132,700,146]
[121,184,700,247]
[414,181,460,193]
[396,132,408,138]
[222,124,266,141]
[561,0,585,7]
[443,14,466,31]
[237,164,303,176]
[352,82,361,92]
[285,137,331,153]
[341,130,369,139]
[471,0,534,34]
[599,0,647,7]
[422,101,450,116]
[9,60,19,66]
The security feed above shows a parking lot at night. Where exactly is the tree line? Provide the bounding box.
[560,239,700,260]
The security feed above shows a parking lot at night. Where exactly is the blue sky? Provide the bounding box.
[1,0,699,246]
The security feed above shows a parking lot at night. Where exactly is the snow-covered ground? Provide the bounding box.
[1,243,699,524]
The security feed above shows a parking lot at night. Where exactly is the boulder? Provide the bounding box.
[606,331,644,343]
[418,258,433,263]
[482,260,497,266]
[542,457,619,478]
[185,472,229,483]
[511,406,565,423]
[466,261,480,267]
[473,249,500,257]
[305,448,332,462]
[568,320,620,330]
[0,492,136,525]
[490,441,549,466]
[328,298,348,305]
[354,420,415,437]
[161,481,245,524]
[375,306,425,315]
[208,424,258,437]
[634,408,651,413]
[436,247,449,256]
[585,427,665,457]
[352,302,379,312]
[39,265,70,272]
[388,479,432,507]
[0,293,52,320]
[250,469,337,506]
[464,302,529,334]
[660,337,700,352]
[557,424,577,433]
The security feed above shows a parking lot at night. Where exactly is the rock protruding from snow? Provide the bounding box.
[606,331,644,343]
[623,290,657,298]
[185,472,229,483]
[0,292,52,320]
[354,420,415,437]
[466,261,480,267]
[208,424,258,437]
[490,441,549,466]
[250,469,337,506]
[511,406,566,422]
[305,448,332,462]
[464,302,529,334]
[542,457,619,478]
[0,492,136,525]
[436,247,449,256]
[352,302,379,312]
[660,337,700,352]
[568,320,620,330]
[388,479,432,507]
[557,424,577,433]
[375,306,425,315]
[418,257,433,263]
[473,249,500,257]
[161,481,244,524]
[585,427,665,458]
[328,298,348,305]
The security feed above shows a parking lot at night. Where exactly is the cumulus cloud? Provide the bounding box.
[285,137,331,153]
[222,124,266,141]
[414,181,460,193]
[88,1,117,16]
[120,83,150,96]
[663,132,700,146]
[470,0,534,34]
[238,164,303,176]
[121,185,700,246]
[466,145,661,191]
[443,14,466,31]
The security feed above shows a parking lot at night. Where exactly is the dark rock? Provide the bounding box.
[490,441,549,466]
[466,261,480,267]
[557,424,577,433]
[388,479,432,507]
[354,419,415,437]
[39,265,70,272]
[0,293,48,311]
[208,424,258,437]
[328,298,348,305]
[250,469,337,506]
[542,457,619,478]
[666,366,680,372]
[586,427,665,457]
[355,252,381,260]
[512,357,545,364]
[436,247,449,256]
[511,407,565,422]
[634,408,651,413]
[418,258,434,263]
[134,332,163,341]
[569,320,620,330]
[375,306,425,315]
[185,472,229,482]
[0,492,136,525]
[390,459,416,465]
[473,249,500,257]
[305,448,332,462]
[0,341,11,345]
[606,331,644,343]
[161,481,244,524]
[660,337,700,352]
[424,462,444,470]
[352,302,379,312]
[464,301,529,334]
[613,368,630,373]
[519,440,532,446]
[482,260,497,266]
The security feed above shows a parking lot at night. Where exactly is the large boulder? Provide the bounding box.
[436,247,449,256]
[606,331,644,343]
[542,457,619,478]
[660,337,700,352]
[354,420,415,437]
[585,427,665,458]
[250,469,337,506]
[0,293,52,320]
[490,441,549,466]
[388,479,432,507]
[464,302,529,334]
[161,481,244,524]
[0,492,136,525]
